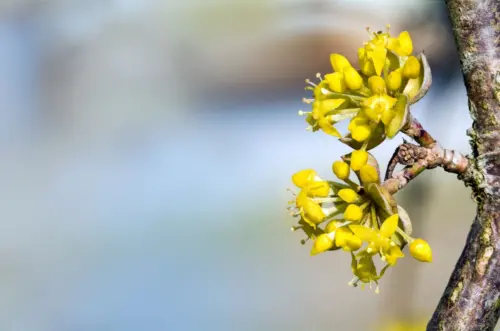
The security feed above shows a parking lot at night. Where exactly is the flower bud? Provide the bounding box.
[403,56,421,79]
[332,161,350,180]
[292,169,316,188]
[350,150,368,171]
[386,69,402,91]
[306,181,330,197]
[410,238,432,262]
[301,200,326,227]
[360,164,379,184]
[380,214,399,238]
[338,189,360,203]
[320,98,345,112]
[343,67,363,90]
[368,76,386,94]
[325,72,346,93]
[330,54,352,73]
[344,204,364,222]
[350,124,372,142]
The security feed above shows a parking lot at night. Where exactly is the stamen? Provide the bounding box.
[286,188,296,195]
[300,238,309,245]
[302,98,314,104]
[316,73,323,82]
[365,26,376,37]
[375,285,380,294]
[306,126,313,132]
[305,79,317,87]
[348,277,359,287]
[386,24,391,34]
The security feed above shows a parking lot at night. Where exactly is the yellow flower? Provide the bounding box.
[332,161,350,180]
[362,94,398,124]
[387,31,413,56]
[409,238,433,262]
[350,214,399,255]
[301,26,426,145]
[385,246,405,266]
[351,253,382,287]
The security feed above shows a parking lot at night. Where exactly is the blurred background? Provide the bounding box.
[0,1,483,330]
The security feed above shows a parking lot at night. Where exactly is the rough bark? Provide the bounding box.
[428,1,500,330]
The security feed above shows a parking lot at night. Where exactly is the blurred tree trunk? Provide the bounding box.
[428,1,500,330]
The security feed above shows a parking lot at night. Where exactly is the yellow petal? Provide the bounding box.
[344,234,362,251]
[380,214,399,238]
[368,76,386,94]
[360,164,379,184]
[306,181,330,197]
[325,72,346,93]
[369,46,387,76]
[330,54,352,73]
[302,199,326,225]
[318,117,342,137]
[386,69,403,91]
[332,161,350,180]
[397,31,413,56]
[325,220,341,233]
[338,188,360,203]
[349,225,377,242]
[350,150,369,171]
[343,67,363,90]
[402,56,421,79]
[344,204,364,222]
[320,99,345,112]
[292,169,316,188]
[351,124,372,142]
[311,233,334,256]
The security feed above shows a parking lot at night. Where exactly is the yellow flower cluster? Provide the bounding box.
[288,151,432,292]
[300,25,430,151]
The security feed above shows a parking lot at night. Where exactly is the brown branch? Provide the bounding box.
[383,142,469,194]
[402,115,437,148]
[428,1,500,330]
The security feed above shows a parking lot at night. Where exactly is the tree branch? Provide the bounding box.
[428,1,500,330]
[382,142,468,195]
